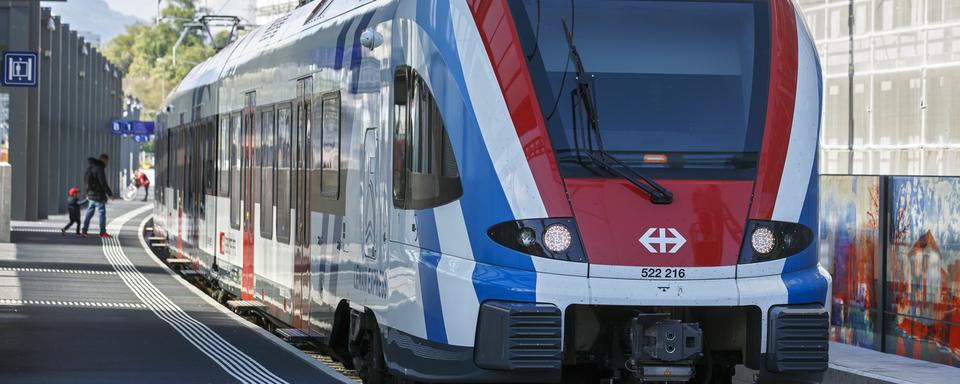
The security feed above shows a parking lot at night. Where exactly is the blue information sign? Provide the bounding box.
[110,119,155,136]
[2,52,39,87]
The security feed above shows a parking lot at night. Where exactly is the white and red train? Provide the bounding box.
[153,0,830,382]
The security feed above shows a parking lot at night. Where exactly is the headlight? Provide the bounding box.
[751,226,777,254]
[739,220,813,264]
[543,224,572,253]
[487,219,586,262]
[518,227,537,247]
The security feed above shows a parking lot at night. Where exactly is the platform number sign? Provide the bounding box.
[2,52,39,87]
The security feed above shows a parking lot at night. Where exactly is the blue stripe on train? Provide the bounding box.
[412,0,537,302]
[783,162,828,305]
[334,16,356,70]
[386,1,538,344]
[415,209,447,343]
[784,16,828,306]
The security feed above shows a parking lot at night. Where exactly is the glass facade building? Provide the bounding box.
[802,0,960,367]
[800,0,960,175]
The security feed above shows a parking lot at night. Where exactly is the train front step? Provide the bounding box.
[227,300,266,315]
[275,328,315,343]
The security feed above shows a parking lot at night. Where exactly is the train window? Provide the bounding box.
[218,116,230,196]
[276,104,293,244]
[392,67,463,210]
[230,113,241,230]
[320,91,340,199]
[508,1,768,179]
[260,107,275,239]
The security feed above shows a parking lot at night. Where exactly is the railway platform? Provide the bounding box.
[733,341,960,384]
[0,201,351,384]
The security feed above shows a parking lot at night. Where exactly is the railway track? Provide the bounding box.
[141,220,362,383]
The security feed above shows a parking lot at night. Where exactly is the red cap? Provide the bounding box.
[68,188,79,196]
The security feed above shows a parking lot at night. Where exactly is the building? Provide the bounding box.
[800,0,960,176]
[800,0,960,368]
[255,0,300,26]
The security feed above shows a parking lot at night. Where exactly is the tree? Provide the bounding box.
[104,0,220,121]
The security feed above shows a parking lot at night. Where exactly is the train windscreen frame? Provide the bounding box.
[508,0,772,180]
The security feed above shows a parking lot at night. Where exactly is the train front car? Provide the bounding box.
[390,0,829,383]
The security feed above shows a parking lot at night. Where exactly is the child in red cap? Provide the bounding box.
[62,188,88,236]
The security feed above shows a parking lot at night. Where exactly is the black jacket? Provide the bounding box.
[84,158,113,202]
[66,196,88,220]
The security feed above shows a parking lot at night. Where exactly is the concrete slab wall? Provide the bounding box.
[0,2,136,222]
[0,162,9,242]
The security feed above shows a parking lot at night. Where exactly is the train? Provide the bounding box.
[153,0,830,383]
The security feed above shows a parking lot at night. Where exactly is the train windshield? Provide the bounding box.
[508,0,771,179]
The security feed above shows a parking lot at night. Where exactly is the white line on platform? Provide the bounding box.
[134,215,351,382]
[0,267,118,275]
[100,205,289,384]
[11,227,67,233]
[0,298,147,309]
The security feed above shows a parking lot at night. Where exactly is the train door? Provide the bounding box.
[361,128,379,260]
[241,92,257,300]
[292,77,312,329]
[190,119,200,258]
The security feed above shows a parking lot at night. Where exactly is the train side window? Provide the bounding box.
[392,67,462,210]
[230,113,241,230]
[320,91,340,198]
[218,116,230,196]
[276,104,293,244]
[260,107,275,239]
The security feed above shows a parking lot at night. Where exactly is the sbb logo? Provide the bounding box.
[639,228,687,254]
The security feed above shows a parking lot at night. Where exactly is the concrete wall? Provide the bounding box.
[0,162,10,242]
[0,1,134,221]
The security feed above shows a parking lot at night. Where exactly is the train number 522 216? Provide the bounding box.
[640,268,686,279]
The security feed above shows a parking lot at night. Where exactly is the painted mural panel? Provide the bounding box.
[886,177,960,367]
[820,175,881,350]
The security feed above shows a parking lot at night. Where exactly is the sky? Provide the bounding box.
[47,0,256,44]
[103,0,255,23]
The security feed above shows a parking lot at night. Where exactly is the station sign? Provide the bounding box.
[2,52,39,87]
[110,119,155,136]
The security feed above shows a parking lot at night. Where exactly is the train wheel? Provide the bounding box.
[349,311,389,384]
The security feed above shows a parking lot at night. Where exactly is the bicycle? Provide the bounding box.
[122,180,140,201]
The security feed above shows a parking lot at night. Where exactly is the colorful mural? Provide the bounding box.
[820,176,881,350]
[886,177,960,367]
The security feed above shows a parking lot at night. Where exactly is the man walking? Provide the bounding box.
[82,153,114,238]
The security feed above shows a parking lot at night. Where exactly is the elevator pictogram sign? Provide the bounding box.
[2,52,39,87]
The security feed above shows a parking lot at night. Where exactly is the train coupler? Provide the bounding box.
[629,314,703,382]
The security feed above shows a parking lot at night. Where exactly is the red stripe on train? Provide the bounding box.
[749,0,799,220]
[466,0,572,218]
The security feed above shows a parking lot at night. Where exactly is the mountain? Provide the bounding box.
[46,0,141,45]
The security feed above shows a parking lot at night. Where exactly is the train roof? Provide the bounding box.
[161,0,379,121]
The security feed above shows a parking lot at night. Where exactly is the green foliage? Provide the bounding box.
[104,0,219,121]
[140,140,154,153]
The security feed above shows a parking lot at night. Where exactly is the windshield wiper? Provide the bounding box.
[560,18,673,204]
